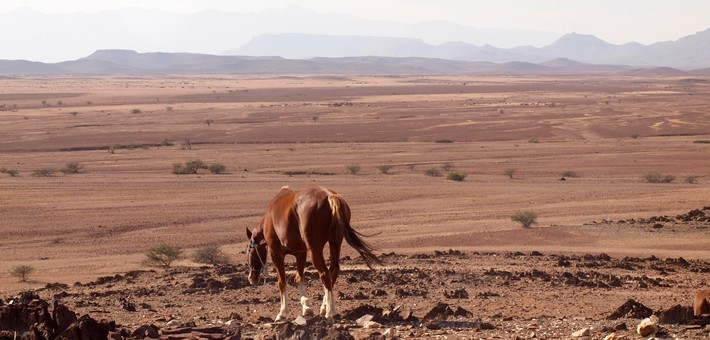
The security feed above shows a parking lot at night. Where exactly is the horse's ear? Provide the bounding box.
[245,226,252,239]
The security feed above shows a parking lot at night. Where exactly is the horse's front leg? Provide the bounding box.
[271,250,289,321]
[295,252,314,316]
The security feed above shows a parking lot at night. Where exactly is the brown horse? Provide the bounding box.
[245,186,380,321]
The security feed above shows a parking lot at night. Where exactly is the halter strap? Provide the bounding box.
[247,240,268,279]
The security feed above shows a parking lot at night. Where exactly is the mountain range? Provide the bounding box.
[225,29,710,70]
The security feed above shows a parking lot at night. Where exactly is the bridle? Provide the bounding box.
[247,239,268,281]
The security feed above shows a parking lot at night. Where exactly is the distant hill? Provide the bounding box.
[0,50,652,76]
[224,29,710,70]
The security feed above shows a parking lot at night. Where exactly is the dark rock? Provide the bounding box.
[60,314,110,340]
[423,302,454,321]
[657,304,694,324]
[607,299,653,320]
[131,324,160,339]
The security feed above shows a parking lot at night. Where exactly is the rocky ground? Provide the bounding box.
[2,209,710,339]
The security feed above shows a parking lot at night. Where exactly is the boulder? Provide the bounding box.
[607,299,653,320]
[657,304,694,324]
[636,316,658,337]
[571,326,590,337]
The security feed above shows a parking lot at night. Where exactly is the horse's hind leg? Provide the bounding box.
[309,249,335,319]
[295,252,313,316]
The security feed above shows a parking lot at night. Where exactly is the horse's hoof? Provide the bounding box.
[275,314,288,322]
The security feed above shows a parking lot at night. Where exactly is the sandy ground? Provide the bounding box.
[0,75,709,338]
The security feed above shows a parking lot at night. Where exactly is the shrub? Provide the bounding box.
[511,211,538,228]
[685,176,698,184]
[643,172,675,183]
[205,119,214,126]
[130,108,142,114]
[11,265,34,282]
[60,162,83,175]
[425,168,442,177]
[442,162,454,171]
[346,164,361,175]
[559,171,579,178]
[1,167,19,177]
[172,160,208,175]
[192,244,229,265]
[145,244,183,267]
[435,139,454,143]
[208,163,226,174]
[528,138,540,143]
[161,139,174,146]
[32,168,56,177]
[447,172,467,181]
[376,165,393,174]
[504,168,517,179]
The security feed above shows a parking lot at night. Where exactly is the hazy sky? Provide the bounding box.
[1,0,708,45]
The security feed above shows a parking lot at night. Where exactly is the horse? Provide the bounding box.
[245,186,380,321]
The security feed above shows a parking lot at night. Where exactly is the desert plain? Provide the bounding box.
[0,74,709,338]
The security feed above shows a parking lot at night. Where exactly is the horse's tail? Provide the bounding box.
[328,194,381,269]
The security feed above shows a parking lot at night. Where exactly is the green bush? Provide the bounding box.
[1,167,19,177]
[511,211,538,228]
[60,162,84,175]
[145,244,183,267]
[192,244,229,265]
[643,172,675,183]
[447,172,467,181]
[172,160,208,174]
[208,163,226,174]
[11,265,34,282]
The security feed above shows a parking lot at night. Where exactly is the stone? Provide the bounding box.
[603,333,628,340]
[571,326,590,337]
[356,314,374,327]
[636,316,658,337]
[294,315,307,326]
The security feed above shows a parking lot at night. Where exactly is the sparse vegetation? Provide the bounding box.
[172,160,208,175]
[60,162,84,175]
[109,145,118,154]
[560,171,579,178]
[181,139,192,150]
[192,244,229,265]
[208,163,226,174]
[447,172,467,181]
[312,115,319,123]
[166,106,174,112]
[685,176,698,184]
[11,265,35,282]
[130,108,142,114]
[693,140,710,144]
[69,111,79,116]
[161,139,175,147]
[631,134,639,139]
[528,137,540,143]
[1,167,19,177]
[145,244,183,267]
[435,139,454,144]
[643,172,675,183]
[205,119,214,126]
[504,168,517,179]
[32,168,57,177]
[425,168,442,177]
[346,164,361,175]
[442,162,454,171]
[376,165,393,174]
[511,211,538,228]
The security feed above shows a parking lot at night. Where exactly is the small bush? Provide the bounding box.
[161,139,174,146]
[559,171,579,178]
[643,172,675,183]
[208,163,226,174]
[346,164,361,175]
[145,244,183,267]
[528,138,540,143]
[685,176,699,184]
[511,211,538,228]
[693,140,710,144]
[130,108,142,114]
[441,162,454,171]
[424,168,441,177]
[435,139,454,144]
[172,160,208,175]
[1,167,19,177]
[447,172,467,181]
[192,244,229,265]
[11,265,34,282]
[376,165,393,174]
[32,168,56,177]
[504,168,517,179]
[60,162,83,175]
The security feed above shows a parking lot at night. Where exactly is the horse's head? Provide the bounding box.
[245,226,267,285]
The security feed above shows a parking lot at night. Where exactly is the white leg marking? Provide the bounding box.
[320,286,328,316]
[275,288,289,321]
